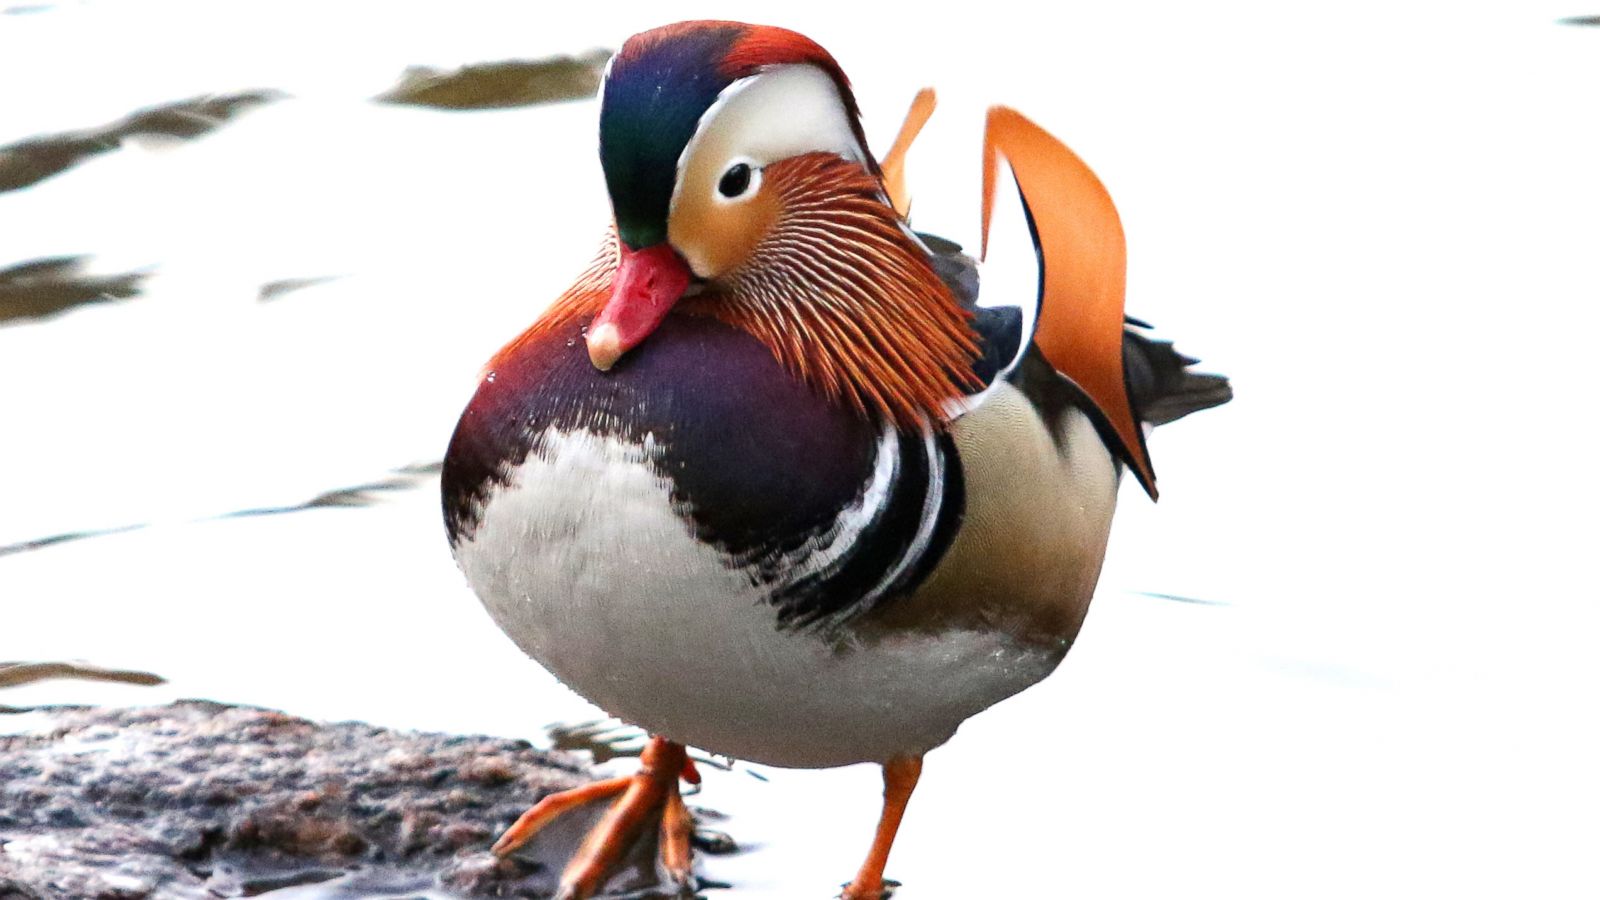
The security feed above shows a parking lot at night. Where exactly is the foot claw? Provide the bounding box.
[840,878,899,900]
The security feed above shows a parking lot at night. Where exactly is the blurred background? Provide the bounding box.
[3,1,1597,897]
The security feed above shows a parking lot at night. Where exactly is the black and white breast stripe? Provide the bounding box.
[758,421,964,631]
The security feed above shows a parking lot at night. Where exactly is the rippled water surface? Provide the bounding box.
[4,2,1599,897]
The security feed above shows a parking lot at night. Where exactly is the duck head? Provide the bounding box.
[553,20,976,427]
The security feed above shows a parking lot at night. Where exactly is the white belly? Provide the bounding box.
[452,427,1063,768]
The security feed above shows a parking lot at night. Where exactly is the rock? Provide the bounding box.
[0,701,676,898]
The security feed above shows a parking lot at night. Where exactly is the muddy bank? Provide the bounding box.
[0,701,695,898]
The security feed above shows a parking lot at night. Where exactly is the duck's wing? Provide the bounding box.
[877,88,1031,419]
[917,231,1025,406]
[922,109,1232,499]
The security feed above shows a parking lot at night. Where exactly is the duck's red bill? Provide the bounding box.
[587,243,692,371]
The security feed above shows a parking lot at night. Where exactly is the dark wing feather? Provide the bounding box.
[917,231,1028,405]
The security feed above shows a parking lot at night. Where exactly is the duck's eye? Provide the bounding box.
[718,163,753,198]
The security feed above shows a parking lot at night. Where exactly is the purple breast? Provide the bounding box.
[441,313,878,561]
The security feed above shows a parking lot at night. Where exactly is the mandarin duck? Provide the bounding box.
[442,19,1230,899]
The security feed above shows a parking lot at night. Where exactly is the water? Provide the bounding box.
[3,2,1598,897]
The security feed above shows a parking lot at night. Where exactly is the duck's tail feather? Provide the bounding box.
[1122,322,1233,427]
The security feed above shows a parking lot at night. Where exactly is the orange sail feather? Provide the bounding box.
[880,88,937,217]
[981,106,1157,498]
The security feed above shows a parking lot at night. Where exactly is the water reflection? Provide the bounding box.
[377,52,609,110]
[0,91,281,192]
[0,254,144,323]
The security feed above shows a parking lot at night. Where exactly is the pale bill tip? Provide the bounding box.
[587,323,624,371]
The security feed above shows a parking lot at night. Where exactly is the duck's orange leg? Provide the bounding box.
[492,736,691,900]
[841,754,924,900]
[659,783,695,887]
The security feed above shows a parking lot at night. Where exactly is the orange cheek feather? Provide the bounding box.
[669,173,781,278]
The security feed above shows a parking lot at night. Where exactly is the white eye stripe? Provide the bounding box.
[670,65,866,219]
[673,73,762,193]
